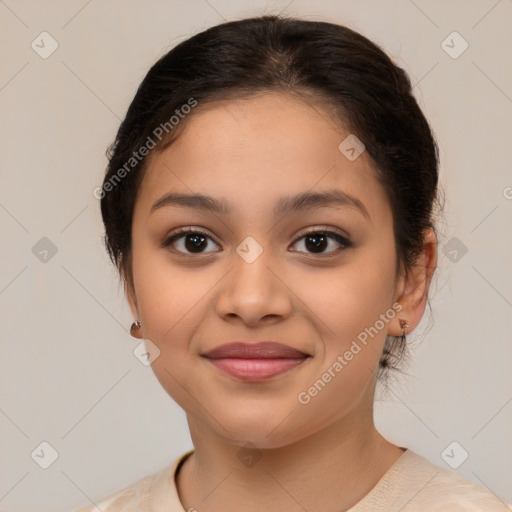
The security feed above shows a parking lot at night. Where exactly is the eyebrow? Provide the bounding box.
[150,189,370,220]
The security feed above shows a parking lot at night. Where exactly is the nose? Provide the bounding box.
[215,244,293,327]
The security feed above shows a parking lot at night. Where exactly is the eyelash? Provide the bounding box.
[161,227,353,256]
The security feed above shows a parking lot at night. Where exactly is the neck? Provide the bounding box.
[175,408,405,512]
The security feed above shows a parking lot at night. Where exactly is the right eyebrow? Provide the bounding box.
[150,192,230,215]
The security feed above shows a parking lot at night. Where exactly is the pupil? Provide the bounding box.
[306,233,327,252]
[185,234,206,253]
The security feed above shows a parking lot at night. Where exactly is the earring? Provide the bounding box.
[130,320,141,338]
[399,319,409,343]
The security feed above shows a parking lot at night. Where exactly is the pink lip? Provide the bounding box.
[202,342,310,381]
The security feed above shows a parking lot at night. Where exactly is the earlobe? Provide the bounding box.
[391,228,438,336]
[120,264,141,337]
[130,320,143,339]
[126,288,143,339]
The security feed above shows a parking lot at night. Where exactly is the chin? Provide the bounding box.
[228,431,299,451]
[218,411,310,450]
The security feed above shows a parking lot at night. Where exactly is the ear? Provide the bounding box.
[390,227,438,336]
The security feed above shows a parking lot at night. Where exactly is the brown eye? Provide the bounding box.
[291,230,352,255]
[162,228,220,254]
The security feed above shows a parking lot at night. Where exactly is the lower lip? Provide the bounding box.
[204,357,308,381]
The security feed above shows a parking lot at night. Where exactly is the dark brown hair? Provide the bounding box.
[99,14,439,383]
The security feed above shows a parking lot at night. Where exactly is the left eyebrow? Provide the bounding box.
[273,190,370,220]
[150,189,370,220]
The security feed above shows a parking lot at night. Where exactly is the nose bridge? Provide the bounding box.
[231,235,276,291]
[216,235,292,323]
[233,241,271,285]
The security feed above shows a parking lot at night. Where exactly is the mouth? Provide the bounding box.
[201,341,311,381]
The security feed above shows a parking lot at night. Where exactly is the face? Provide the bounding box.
[126,92,407,449]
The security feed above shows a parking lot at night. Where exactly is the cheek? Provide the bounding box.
[130,246,220,399]
[130,244,206,345]
[292,240,397,387]
[297,252,396,335]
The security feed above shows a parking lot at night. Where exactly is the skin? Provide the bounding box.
[125,91,437,511]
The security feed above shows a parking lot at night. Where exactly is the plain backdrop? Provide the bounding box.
[0,1,511,510]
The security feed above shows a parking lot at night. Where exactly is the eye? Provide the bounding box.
[161,227,352,256]
[291,228,352,255]
[161,228,220,255]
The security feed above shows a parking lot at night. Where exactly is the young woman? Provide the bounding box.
[76,14,511,512]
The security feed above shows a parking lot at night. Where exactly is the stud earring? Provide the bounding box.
[130,320,141,338]
[399,319,409,342]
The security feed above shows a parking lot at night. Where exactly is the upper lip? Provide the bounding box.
[202,342,309,359]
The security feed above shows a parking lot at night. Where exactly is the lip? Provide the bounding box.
[202,342,310,381]
[202,341,309,359]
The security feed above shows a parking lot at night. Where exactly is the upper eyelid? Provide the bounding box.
[170,227,220,244]
[294,226,350,240]
[164,226,351,250]
[166,225,350,240]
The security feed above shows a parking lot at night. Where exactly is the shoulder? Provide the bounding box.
[399,450,512,511]
[71,451,192,512]
[71,470,160,512]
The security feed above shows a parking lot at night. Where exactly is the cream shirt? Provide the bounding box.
[73,448,512,511]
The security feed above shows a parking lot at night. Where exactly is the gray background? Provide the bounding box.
[1,0,511,510]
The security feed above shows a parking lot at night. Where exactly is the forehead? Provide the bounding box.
[135,92,390,222]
